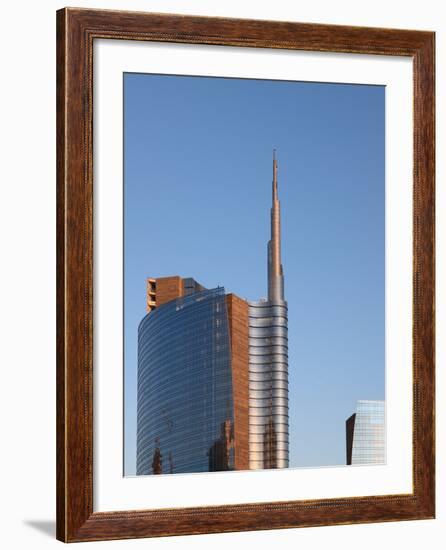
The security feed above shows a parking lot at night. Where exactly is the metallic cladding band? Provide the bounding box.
[248,299,289,469]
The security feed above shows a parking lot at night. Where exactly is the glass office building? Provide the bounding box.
[137,287,236,475]
[346,400,385,465]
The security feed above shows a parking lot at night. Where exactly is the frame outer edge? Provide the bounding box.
[57,7,94,542]
[56,7,436,542]
[56,7,67,543]
[414,31,435,519]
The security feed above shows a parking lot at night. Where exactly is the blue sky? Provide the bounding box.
[124,73,385,475]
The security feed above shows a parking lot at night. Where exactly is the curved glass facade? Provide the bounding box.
[136,287,235,475]
[248,299,289,469]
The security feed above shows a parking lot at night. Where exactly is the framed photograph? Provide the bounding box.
[56,7,435,542]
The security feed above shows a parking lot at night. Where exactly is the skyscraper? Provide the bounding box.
[346,400,385,465]
[137,281,249,475]
[136,153,288,474]
[248,151,289,469]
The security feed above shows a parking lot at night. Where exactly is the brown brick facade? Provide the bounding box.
[146,276,184,312]
[156,276,183,307]
[226,294,250,470]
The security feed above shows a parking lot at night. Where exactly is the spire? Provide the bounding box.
[273,149,278,202]
[268,150,284,301]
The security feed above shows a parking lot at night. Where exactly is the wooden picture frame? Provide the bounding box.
[56,7,435,542]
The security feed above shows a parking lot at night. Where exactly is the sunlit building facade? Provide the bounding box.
[346,400,385,465]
